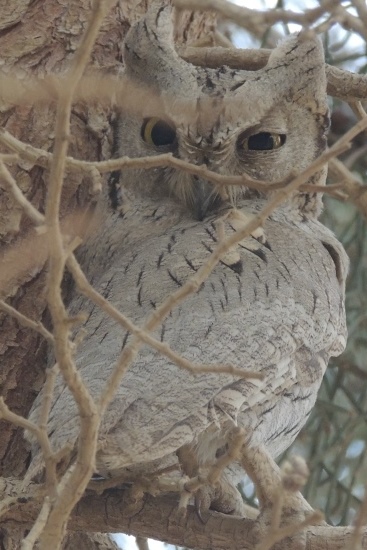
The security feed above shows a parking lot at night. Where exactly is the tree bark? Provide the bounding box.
[2,487,367,550]
[0,0,214,547]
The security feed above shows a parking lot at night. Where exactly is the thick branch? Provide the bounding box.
[173,0,367,41]
[0,57,365,109]
[3,488,367,550]
[181,47,367,101]
[173,0,331,35]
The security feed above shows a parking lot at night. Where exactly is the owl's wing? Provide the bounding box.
[27,200,348,475]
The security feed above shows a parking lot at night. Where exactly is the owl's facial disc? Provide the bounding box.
[140,117,291,220]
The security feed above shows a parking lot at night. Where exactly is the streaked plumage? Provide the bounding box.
[26,1,348,513]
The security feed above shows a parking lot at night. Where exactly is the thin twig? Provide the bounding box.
[0,397,44,436]
[38,366,59,494]
[174,0,367,41]
[39,1,116,548]
[0,127,278,192]
[0,160,44,225]
[21,497,52,550]
[0,125,365,205]
[0,397,58,492]
[0,300,54,343]
[66,254,263,382]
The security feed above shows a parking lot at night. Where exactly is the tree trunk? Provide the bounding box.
[0,0,214,547]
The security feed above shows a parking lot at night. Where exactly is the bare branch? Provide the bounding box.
[38,366,59,494]
[21,497,51,550]
[0,395,58,497]
[0,397,43,436]
[0,160,44,225]
[3,487,367,550]
[173,0,333,35]
[0,300,54,343]
[36,0,116,547]
[0,127,278,192]
[174,0,367,42]
[66,253,263,381]
[180,47,367,101]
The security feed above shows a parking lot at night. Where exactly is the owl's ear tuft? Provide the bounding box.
[267,32,327,114]
[123,0,198,97]
[124,1,174,68]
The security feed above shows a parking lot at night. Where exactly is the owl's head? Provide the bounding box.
[117,1,329,220]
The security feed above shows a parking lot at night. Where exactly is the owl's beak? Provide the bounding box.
[192,177,217,221]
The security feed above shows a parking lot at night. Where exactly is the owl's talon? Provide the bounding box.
[194,488,211,524]
[194,502,205,524]
[174,504,188,521]
[196,478,244,518]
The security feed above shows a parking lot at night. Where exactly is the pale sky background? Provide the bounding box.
[112,0,365,548]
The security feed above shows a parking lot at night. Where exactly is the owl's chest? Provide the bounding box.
[74,204,344,377]
[105,217,336,323]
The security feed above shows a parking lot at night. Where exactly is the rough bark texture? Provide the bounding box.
[0,0,214,547]
[2,487,367,550]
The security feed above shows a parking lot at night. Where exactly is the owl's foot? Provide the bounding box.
[177,428,246,520]
[194,475,245,521]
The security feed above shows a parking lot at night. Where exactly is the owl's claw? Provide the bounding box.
[194,488,211,523]
[194,478,245,519]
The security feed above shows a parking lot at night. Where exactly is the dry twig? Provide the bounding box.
[180,47,367,101]
[0,300,54,343]
[31,1,116,548]
[173,0,333,36]
[66,254,263,381]
[21,497,52,550]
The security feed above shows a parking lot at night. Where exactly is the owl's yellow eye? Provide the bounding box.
[238,132,286,151]
[141,118,176,147]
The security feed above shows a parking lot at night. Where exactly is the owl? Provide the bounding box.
[26,1,348,516]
